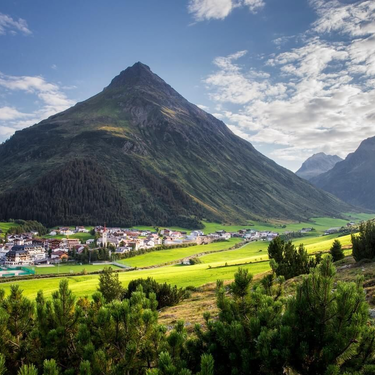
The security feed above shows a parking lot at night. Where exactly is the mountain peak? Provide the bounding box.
[311,135,375,210]
[296,152,342,181]
[107,61,163,89]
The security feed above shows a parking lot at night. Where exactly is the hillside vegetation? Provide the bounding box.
[0,257,374,374]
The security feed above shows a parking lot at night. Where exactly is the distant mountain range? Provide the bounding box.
[0,63,351,227]
[311,137,375,211]
[296,153,342,181]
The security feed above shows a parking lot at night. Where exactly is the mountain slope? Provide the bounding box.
[311,137,375,211]
[296,153,342,180]
[0,62,351,227]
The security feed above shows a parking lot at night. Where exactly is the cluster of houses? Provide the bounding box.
[0,219,363,271]
[48,226,90,236]
[0,225,283,268]
[0,232,85,266]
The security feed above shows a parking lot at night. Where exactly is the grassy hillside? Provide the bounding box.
[0,222,19,238]
[130,213,374,236]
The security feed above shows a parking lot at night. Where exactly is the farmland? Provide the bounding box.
[26,263,122,275]
[0,260,271,299]
[0,232,358,299]
[0,212,373,299]
[118,238,242,268]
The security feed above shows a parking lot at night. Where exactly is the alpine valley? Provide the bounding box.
[0,63,351,228]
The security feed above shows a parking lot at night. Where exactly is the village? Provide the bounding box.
[0,225,281,270]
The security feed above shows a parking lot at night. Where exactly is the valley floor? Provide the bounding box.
[0,230,361,299]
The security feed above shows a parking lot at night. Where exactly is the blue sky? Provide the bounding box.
[1,0,374,171]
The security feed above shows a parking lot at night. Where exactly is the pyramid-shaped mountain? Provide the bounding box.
[0,62,351,228]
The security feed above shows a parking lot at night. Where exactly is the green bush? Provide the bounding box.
[268,237,321,279]
[352,220,375,261]
[125,277,188,308]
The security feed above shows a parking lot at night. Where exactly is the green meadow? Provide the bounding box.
[199,234,353,267]
[118,238,242,268]
[0,260,271,300]
[44,232,93,243]
[201,213,373,236]
[0,222,19,238]
[26,263,122,275]
[0,233,356,299]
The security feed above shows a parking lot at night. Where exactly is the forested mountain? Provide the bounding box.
[311,136,375,211]
[296,153,342,181]
[0,63,351,227]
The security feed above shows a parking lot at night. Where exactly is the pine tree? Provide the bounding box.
[268,238,320,279]
[281,256,370,375]
[330,239,344,261]
[43,359,59,375]
[17,365,38,375]
[0,354,6,375]
[97,267,124,303]
[352,220,375,261]
[198,354,214,375]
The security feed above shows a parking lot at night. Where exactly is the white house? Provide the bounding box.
[75,226,89,233]
[115,247,132,254]
[220,233,232,240]
[25,245,46,262]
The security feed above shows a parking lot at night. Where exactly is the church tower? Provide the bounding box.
[102,224,107,248]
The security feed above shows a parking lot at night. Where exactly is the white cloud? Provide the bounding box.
[0,73,75,141]
[188,0,264,22]
[203,0,375,168]
[197,104,210,110]
[0,12,31,36]
[0,125,16,137]
[243,0,265,14]
[0,106,30,121]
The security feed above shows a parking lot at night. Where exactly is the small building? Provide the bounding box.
[5,246,31,266]
[25,245,46,261]
[75,226,89,233]
[325,227,340,235]
[62,239,81,249]
[51,250,69,261]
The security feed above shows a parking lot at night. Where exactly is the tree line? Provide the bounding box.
[0,159,205,230]
[6,220,48,237]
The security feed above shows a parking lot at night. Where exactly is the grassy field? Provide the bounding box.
[0,222,19,238]
[25,263,121,275]
[199,234,353,267]
[0,233,354,299]
[0,260,271,299]
[201,213,374,236]
[118,238,242,268]
[0,213,372,299]
[44,232,93,243]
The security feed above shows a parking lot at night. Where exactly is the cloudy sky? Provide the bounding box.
[1,0,374,171]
